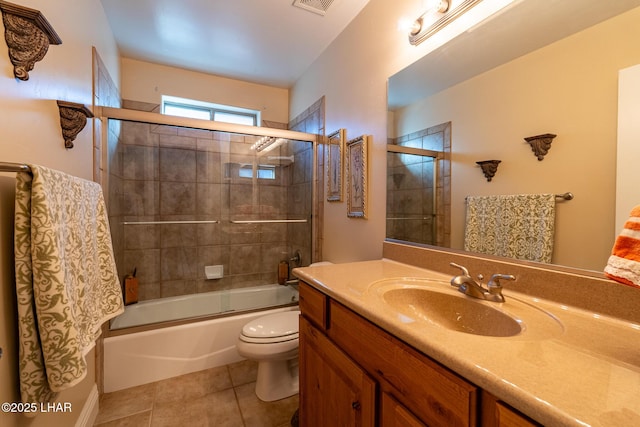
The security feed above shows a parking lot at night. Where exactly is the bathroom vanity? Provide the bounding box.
[293,245,640,427]
[298,280,536,427]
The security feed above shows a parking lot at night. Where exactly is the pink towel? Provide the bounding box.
[604,205,640,288]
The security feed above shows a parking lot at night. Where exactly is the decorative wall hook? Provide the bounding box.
[0,1,62,81]
[57,101,94,149]
[524,133,557,161]
[476,160,501,182]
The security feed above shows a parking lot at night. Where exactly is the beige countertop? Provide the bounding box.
[293,259,640,427]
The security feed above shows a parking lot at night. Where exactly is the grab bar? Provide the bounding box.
[230,219,307,224]
[123,220,220,225]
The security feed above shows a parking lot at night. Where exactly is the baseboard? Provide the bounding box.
[74,383,99,427]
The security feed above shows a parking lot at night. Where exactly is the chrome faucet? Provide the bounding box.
[449,262,515,302]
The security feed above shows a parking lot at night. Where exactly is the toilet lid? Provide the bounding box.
[241,311,300,339]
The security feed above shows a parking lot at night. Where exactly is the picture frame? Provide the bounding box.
[346,135,369,218]
[326,128,345,202]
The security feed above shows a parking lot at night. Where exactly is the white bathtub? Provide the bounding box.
[110,284,298,329]
[103,285,299,392]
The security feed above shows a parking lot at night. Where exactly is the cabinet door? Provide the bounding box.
[495,402,540,427]
[381,392,427,427]
[299,316,376,427]
[329,300,477,427]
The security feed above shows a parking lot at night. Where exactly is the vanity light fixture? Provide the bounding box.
[476,160,501,182]
[409,0,483,46]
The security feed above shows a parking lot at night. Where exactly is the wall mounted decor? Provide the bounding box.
[346,135,369,218]
[476,160,501,182]
[326,128,345,202]
[57,101,93,149]
[0,1,61,81]
[524,133,557,161]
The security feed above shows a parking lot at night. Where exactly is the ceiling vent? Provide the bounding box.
[292,0,335,16]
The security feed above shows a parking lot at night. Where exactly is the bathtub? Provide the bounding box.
[110,284,298,329]
[103,285,299,392]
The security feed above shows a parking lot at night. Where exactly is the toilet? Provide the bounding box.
[236,310,301,401]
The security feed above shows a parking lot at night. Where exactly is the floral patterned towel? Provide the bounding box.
[14,165,123,404]
[464,194,556,263]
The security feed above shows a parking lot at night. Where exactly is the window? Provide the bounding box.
[234,163,276,179]
[162,95,260,126]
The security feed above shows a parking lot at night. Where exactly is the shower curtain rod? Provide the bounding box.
[0,161,31,173]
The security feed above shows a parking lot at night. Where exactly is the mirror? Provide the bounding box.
[387,0,640,271]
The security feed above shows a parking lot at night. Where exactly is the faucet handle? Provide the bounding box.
[449,262,470,276]
[487,274,516,291]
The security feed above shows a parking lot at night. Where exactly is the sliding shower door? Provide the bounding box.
[105,114,313,329]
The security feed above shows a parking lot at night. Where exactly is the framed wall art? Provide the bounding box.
[326,128,345,202]
[346,135,369,218]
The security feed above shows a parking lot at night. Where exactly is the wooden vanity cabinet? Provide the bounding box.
[481,392,541,427]
[299,316,376,426]
[298,281,539,427]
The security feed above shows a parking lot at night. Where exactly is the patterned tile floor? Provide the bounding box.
[94,360,298,427]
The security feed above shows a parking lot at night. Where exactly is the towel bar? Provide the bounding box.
[555,192,573,200]
[0,161,31,173]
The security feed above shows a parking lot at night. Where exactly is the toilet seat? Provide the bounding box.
[240,311,300,344]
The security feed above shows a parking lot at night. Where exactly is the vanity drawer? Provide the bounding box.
[328,300,478,427]
[299,281,328,330]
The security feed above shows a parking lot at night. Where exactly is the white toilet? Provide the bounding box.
[236,310,301,401]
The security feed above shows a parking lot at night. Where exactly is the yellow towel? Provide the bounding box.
[604,205,640,288]
[14,165,124,404]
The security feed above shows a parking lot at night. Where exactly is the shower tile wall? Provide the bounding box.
[289,96,324,264]
[110,119,312,302]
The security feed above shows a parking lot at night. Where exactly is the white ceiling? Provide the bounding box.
[101,0,640,98]
[100,0,370,88]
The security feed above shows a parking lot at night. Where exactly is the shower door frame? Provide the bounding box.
[95,106,319,333]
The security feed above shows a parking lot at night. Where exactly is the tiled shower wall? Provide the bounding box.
[289,97,325,263]
[387,122,451,247]
[107,111,313,302]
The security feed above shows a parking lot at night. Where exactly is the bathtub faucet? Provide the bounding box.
[289,250,301,266]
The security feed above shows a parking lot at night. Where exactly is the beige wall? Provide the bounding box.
[290,0,640,270]
[120,58,290,124]
[0,1,119,426]
[393,8,640,270]
[290,0,437,262]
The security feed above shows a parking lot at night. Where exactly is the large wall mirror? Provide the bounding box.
[387,0,640,271]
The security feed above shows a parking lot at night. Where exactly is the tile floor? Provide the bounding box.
[94,360,298,427]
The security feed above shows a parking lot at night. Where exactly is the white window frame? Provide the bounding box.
[161,95,261,126]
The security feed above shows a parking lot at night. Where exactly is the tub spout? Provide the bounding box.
[289,251,301,266]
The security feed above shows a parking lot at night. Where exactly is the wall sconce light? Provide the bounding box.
[409,0,483,46]
[524,133,557,161]
[476,160,501,182]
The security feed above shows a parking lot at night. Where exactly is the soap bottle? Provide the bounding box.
[123,268,139,305]
[278,261,289,285]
